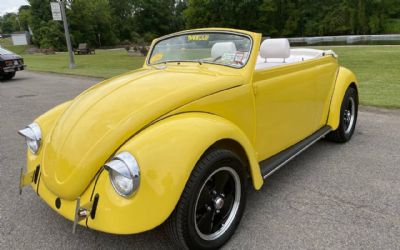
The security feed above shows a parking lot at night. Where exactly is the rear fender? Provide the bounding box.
[327,67,358,130]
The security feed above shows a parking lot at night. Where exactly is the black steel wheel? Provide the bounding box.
[1,72,16,81]
[164,149,247,250]
[326,86,358,143]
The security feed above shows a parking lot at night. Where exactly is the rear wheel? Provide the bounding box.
[1,72,16,80]
[326,86,358,142]
[165,149,247,249]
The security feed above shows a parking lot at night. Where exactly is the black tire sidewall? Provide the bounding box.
[184,150,247,250]
[339,87,358,140]
[2,72,16,80]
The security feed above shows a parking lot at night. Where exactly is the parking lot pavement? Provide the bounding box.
[1,71,400,249]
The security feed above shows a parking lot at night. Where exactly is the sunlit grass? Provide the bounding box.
[22,49,145,78]
[313,45,400,108]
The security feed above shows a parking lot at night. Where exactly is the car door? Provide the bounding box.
[252,61,322,161]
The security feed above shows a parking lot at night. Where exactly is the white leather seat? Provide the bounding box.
[211,42,237,58]
[255,39,327,70]
[256,39,291,70]
[260,38,290,61]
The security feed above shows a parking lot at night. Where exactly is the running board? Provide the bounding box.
[260,125,332,179]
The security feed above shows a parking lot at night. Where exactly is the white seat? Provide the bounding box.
[256,39,290,70]
[290,48,324,60]
[260,38,290,61]
[255,39,326,70]
[211,42,237,58]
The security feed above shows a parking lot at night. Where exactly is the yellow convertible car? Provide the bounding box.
[19,28,358,249]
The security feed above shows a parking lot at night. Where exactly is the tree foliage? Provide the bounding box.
[1,0,400,50]
[184,0,400,36]
[68,0,117,47]
[0,13,20,33]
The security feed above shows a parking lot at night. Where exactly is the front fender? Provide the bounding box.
[26,101,72,174]
[327,67,359,130]
[87,112,262,234]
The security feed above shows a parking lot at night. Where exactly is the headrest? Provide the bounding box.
[211,42,237,58]
[260,39,290,59]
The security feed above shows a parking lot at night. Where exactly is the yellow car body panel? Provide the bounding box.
[252,56,339,159]
[40,66,246,201]
[19,28,358,235]
[327,67,359,130]
[87,113,261,234]
[26,101,72,176]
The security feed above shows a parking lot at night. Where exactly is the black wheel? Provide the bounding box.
[1,72,16,80]
[165,149,247,250]
[326,86,358,143]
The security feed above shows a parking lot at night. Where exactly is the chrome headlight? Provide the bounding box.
[104,152,140,198]
[18,123,42,155]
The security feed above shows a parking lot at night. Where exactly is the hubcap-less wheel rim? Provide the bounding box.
[344,97,355,134]
[194,166,241,241]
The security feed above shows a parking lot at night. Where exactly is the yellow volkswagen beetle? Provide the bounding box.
[19,28,358,249]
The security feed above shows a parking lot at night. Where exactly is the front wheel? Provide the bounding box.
[165,149,247,249]
[1,72,16,80]
[326,86,358,143]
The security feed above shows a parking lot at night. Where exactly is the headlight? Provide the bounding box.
[104,152,140,198]
[18,123,42,155]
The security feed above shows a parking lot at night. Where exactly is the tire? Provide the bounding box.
[326,86,358,143]
[2,72,16,80]
[164,149,247,250]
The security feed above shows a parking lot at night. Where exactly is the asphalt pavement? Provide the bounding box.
[1,71,399,249]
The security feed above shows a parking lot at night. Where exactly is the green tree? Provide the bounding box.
[132,0,186,40]
[68,0,117,47]
[109,0,137,42]
[0,13,20,33]
[18,5,32,31]
[27,0,65,49]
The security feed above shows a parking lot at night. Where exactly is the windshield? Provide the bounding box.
[148,32,252,68]
[0,47,13,55]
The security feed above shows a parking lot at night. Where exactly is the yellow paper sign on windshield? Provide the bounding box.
[150,53,163,63]
[187,34,209,41]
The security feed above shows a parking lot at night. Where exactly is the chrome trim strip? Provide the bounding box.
[263,127,332,179]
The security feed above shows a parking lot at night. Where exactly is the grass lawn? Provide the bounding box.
[3,45,400,108]
[22,49,145,78]
[0,37,13,46]
[315,45,400,108]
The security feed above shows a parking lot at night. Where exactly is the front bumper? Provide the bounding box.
[21,157,170,235]
[21,165,97,231]
[20,151,100,232]
[2,64,26,73]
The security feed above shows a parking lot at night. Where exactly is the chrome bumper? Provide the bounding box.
[3,64,26,73]
[73,195,99,234]
[19,165,99,234]
[19,166,38,194]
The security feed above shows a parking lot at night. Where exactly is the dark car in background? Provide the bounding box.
[0,47,26,80]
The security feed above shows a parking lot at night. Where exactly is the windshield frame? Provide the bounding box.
[146,30,254,69]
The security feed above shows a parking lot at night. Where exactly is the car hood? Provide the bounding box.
[0,54,21,60]
[41,66,243,200]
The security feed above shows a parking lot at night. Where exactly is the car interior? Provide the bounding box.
[255,38,327,70]
[210,38,330,70]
